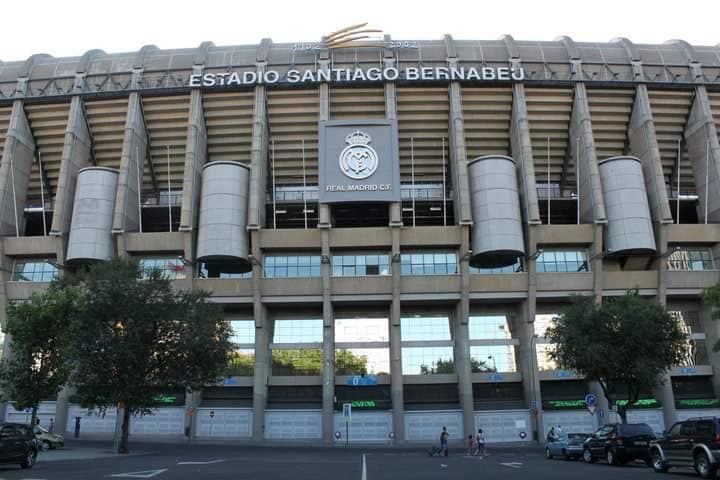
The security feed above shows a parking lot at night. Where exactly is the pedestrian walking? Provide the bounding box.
[467,434,474,455]
[440,426,449,457]
[474,429,486,456]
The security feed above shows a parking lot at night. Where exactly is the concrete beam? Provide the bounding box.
[50,96,93,237]
[568,84,607,224]
[627,85,674,224]
[510,84,541,225]
[0,100,35,236]
[684,86,720,222]
[112,93,147,235]
[448,74,473,225]
[179,86,207,233]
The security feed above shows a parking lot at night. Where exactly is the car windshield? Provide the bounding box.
[567,433,588,444]
[34,426,48,434]
[618,424,654,436]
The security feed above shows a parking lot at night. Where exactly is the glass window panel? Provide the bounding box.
[534,314,557,337]
[227,349,255,376]
[335,318,389,342]
[230,320,255,344]
[468,315,511,339]
[271,349,322,376]
[401,316,451,341]
[265,257,276,267]
[273,319,323,343]
[470,345,517,372]
[536,344,558,371]
[401,347,454,374]
[275,256,287,266]
[335,348,389,375]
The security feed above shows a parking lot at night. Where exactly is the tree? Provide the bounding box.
[546,292,687,423]
[64,258,231,453]
[0,286,77,426]
[703,285,720,351]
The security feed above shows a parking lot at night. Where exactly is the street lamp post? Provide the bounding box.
[487,355,497,372]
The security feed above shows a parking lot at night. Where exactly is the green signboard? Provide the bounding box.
[545,398,660,410]
[615,398,659,409]
[677,398,720,409]
[153,395,177,405]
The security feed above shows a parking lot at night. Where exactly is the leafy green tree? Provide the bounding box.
[546,292,687,423]
[271,349,323,375]
[64,258,231,453]
[420,357,490,374]
[703,285,720,351]
[0,286,77,426]
[335,349,374,375]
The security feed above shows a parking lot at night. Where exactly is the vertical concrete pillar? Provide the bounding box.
[185,389,201,440]
[179,84,207,234]
[389,228,404,441]
[521,226,542,440]
[247,56,269,231]
[510,84,541,225]
[318,56,331,229]
[251,231,268,440]
[568,84,607,224]
[653,224,676,428]
[321,229,334,444]
[455,226,474,438]
[384,56,402,228]
[50,96,93,239]
[112,93,147,240]
[448,77,472,226]
[0,100,35,236]
[592,224,604,303]
[684,86,720,222]
[627,85,674,224]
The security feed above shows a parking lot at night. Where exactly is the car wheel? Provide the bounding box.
[583,448,595,464]
[42,440,51,451]
[694,452,717,479]
[20,450,36,469]
[651,450,668,473]
[606,448,619,466]
[545,447,552,459]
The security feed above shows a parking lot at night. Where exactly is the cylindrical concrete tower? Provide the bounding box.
[598,156,656,255]
[468,155,525,268]
[197,161,251,273]
[66,167,119,263]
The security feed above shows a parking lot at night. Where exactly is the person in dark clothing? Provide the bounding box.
[440,426,449,456]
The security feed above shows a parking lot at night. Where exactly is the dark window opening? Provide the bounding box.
[334,385,391,410]
[669,198,700,224]
[404,383,459,410]
[473,382,526,410]
[672,376,716,400]
[140,204,181,233]
[267,386,322,409]
[540,380,588,409]
[332,203,389,228]
[22,209,53,236]
[538,198,580,225]
[200,386,252,408]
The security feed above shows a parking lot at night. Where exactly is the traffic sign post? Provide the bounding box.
[584,394,597,407]
[343,403,352,446]
[209,410,215,436]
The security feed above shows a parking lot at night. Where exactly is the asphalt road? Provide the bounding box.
[0,441,711,480]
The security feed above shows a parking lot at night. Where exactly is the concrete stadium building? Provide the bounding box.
[0,33,720,444]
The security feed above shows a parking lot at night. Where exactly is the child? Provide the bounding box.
[474,429,486,456]
[467,434,474,455]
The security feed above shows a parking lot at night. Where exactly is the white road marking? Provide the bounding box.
[500,462,523,469]
[177,459,225,465]
[108,469,167,478]
[361,453,367,480]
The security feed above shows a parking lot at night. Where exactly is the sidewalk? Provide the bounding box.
[37,446,149,462]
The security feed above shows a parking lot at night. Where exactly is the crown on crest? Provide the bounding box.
[345,129,372,145]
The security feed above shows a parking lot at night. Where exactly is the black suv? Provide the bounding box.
[650,417,720,478]
[0,423,39,469]
[582,422,656,465]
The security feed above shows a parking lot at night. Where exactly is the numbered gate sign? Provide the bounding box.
[584,394,597,407]
[342,403,352,420]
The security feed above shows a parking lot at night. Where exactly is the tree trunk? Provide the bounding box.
[118,407,131,454]
[30,406,38,428]
[618,405,628,424]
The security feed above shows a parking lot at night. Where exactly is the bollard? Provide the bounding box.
[74,417,81,438]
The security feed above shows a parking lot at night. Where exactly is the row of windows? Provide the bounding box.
[8,247,715,282]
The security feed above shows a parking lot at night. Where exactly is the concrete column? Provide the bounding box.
[179,84,207,234]
[455,226,474,438]
[592,224,604,303]
[389,227,404,441]
[627,85,674,224]
[510,83,541,225]
[321,229,334,443]
[185,389,201,440]
[0,100,35,236]
[112,93,147,238]
[50,96,93,239]
[246,79,269,229]
[54,386,74,435]
[516,302,542,440]
[653,225,676,428]
[318,57,331,229]
[684,86,720,222]
[448,76,472,225]
[251,231,268,440]
[568,84,607,224]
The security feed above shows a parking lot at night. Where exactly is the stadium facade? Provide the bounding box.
[0,33,720,443]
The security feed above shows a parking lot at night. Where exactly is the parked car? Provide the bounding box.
[33,425,64,450]
[649,417,720,478]
[582,422,656,465]
[545,432,591,460]
[0,423,39,469]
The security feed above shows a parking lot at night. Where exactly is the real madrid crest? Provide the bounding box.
[339,130,379,180]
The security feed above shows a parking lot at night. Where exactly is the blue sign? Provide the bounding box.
[585,394,597,407]
[347,374,378,386]
[554,371,572,378]
[599,408,605,418]
[681,367,697,375]
[489,373,505,381]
